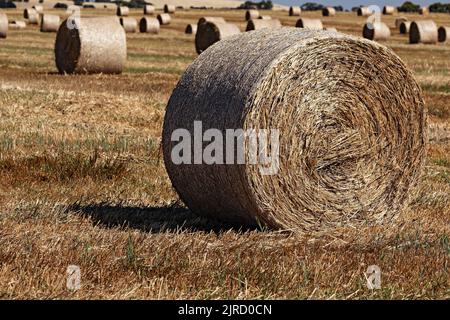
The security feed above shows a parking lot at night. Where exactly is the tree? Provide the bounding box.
[397,1,420,12]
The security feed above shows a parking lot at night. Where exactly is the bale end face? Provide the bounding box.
[195,21,240,54]
[185,24,197,34]
[438,26,450,42]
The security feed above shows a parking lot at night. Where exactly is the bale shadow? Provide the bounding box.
[69,202,257,234]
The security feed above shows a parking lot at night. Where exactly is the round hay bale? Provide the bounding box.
[162,28,427,232]
[246,19,281,32]
[438,26,450,42]
[195,21,240,54]
[24,8,36,19]
[116,6,129,17]
[139,17,160,34]
[185,23,197,34]
[419,7,429,15]
[0,12,8,38]
[357,7,371,17]
[395,17,408,29]
[322,7,336,17]
[33,5,44,14]
[120,17,137,33]
[410,20,438,44]
[363,22,391,41]
[198,17,226,25]
[400,21,412,34]
[157,13,171,25]
[164,4,175,14]
[144,5,155,15]
[295,18,323,30]
[40,14,60,32]
[54,16,126,74]
[383,6,395,15]
[26,9,40,25]
[259,15,272,20]
[9,20,27,30]
[289,6,301,16]
[245,9,260,21]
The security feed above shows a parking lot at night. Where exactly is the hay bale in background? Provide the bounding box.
[26,9,39,25]
[66,5,81,15]
[410,20,438,44]
[144,5,155,15]
[322,7,336,17]
[363,22,391,40]
[162,28,427,232]
[9,20,27,30]
[438,26,450,42]
[116,6,129,17]
[120,17,137,33]
[40,14,60,32]
[357,7,371,16]
[246,19,281,31]
[139,17,160,34]
[0,12,7,38]
[55,16,126,74]
[419,7,429,15]
[400,21,412,34]
[289,6,301,16]
[245,9,260,21]
[198,17,226,25]
[185,23,197,34]
[296,18,323,30]
[164,4,175,13]
[33,5,44,14]
[157,13,171,25]
[395,17,408,29]
[259,15,272,20]
[195,21,240,54]
[383,6,395,15]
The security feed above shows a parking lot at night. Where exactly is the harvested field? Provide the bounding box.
[0,8,448,300]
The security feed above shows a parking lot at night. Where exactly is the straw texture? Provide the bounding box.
[185,23,197,34]
[438,26,450,42]
[363,22,391,40]
[116,6,129,17]
[0,12,7,38]
[55,16,126,74]
[410,20,438,44]
[157,13,171,25]
[383,6,395,15]
[144,5,155,15]
[40,14,60,32]
[120,17,137,33]
[245,10,260,21]
[289,6,301,16]
[162,28,426,232]
[195,21,240,54]
[325,27,338,32]
[139,17,160,34]
[246,19,281,31]
[322,7,336,17]
[296,18,323,30]
[358,7,371,16]
[198,17,226,25]
[164,4,175,13]
[400,21,412,34]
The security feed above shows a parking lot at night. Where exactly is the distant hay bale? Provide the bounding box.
[139,17,160,34]
[419,7,429,15]
[289,6,301,16]
[195,21,240,54]
[9,20,27,30]
[296,18,323,30]
[400,21,412,34]
[363,22,391,40]
[322,7,336,17]
[40,14,60,32]
[120,17,137,33]
[162,28,427,232]
[55,16,126,74]
[0,12,7,38]
[395,17,408,29]
[198,17,226,25]
[164,4,175,13]
[33,5,44,14]
[245,9,260,21]
[246,19,281,31]
[144,5,155,15]
[383,6,395,15]
[157,13,171,25]
[357,7,371,16]
[410,20,438,44]
[259,15,272,20]
[116,6,129,17]
[25,9,39,25]
[438,26,450,42]
[185,23,197,34]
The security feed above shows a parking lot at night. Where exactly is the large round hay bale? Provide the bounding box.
[363,22,391,40]
[139,17,160,34]
[198,17,226,25]
[438,26,450,42]
[246,19,281,31]
[295,18,323,30]
[9,20,27,30]
[116,6,129,17]
[357,7,371,16]
[120,17,137,33]
[185,23,197,34]
[157,13,171,25]
[55,16,126,74]
[195,21,240,54]
[144,5,155,15]
[40,14,60,32]
[162,28,427,232]
[245,9,260,21]
[395,17,408,29]
[322,7,336,17]
[164,4,175,13]
[419,7,429,15]
[0,12,8,38]
[410,20,438,44]
[400,21,412,34]
[383,6,395,15]
[289,6,301,16]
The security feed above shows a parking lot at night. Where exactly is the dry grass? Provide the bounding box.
[0,8,448,299]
